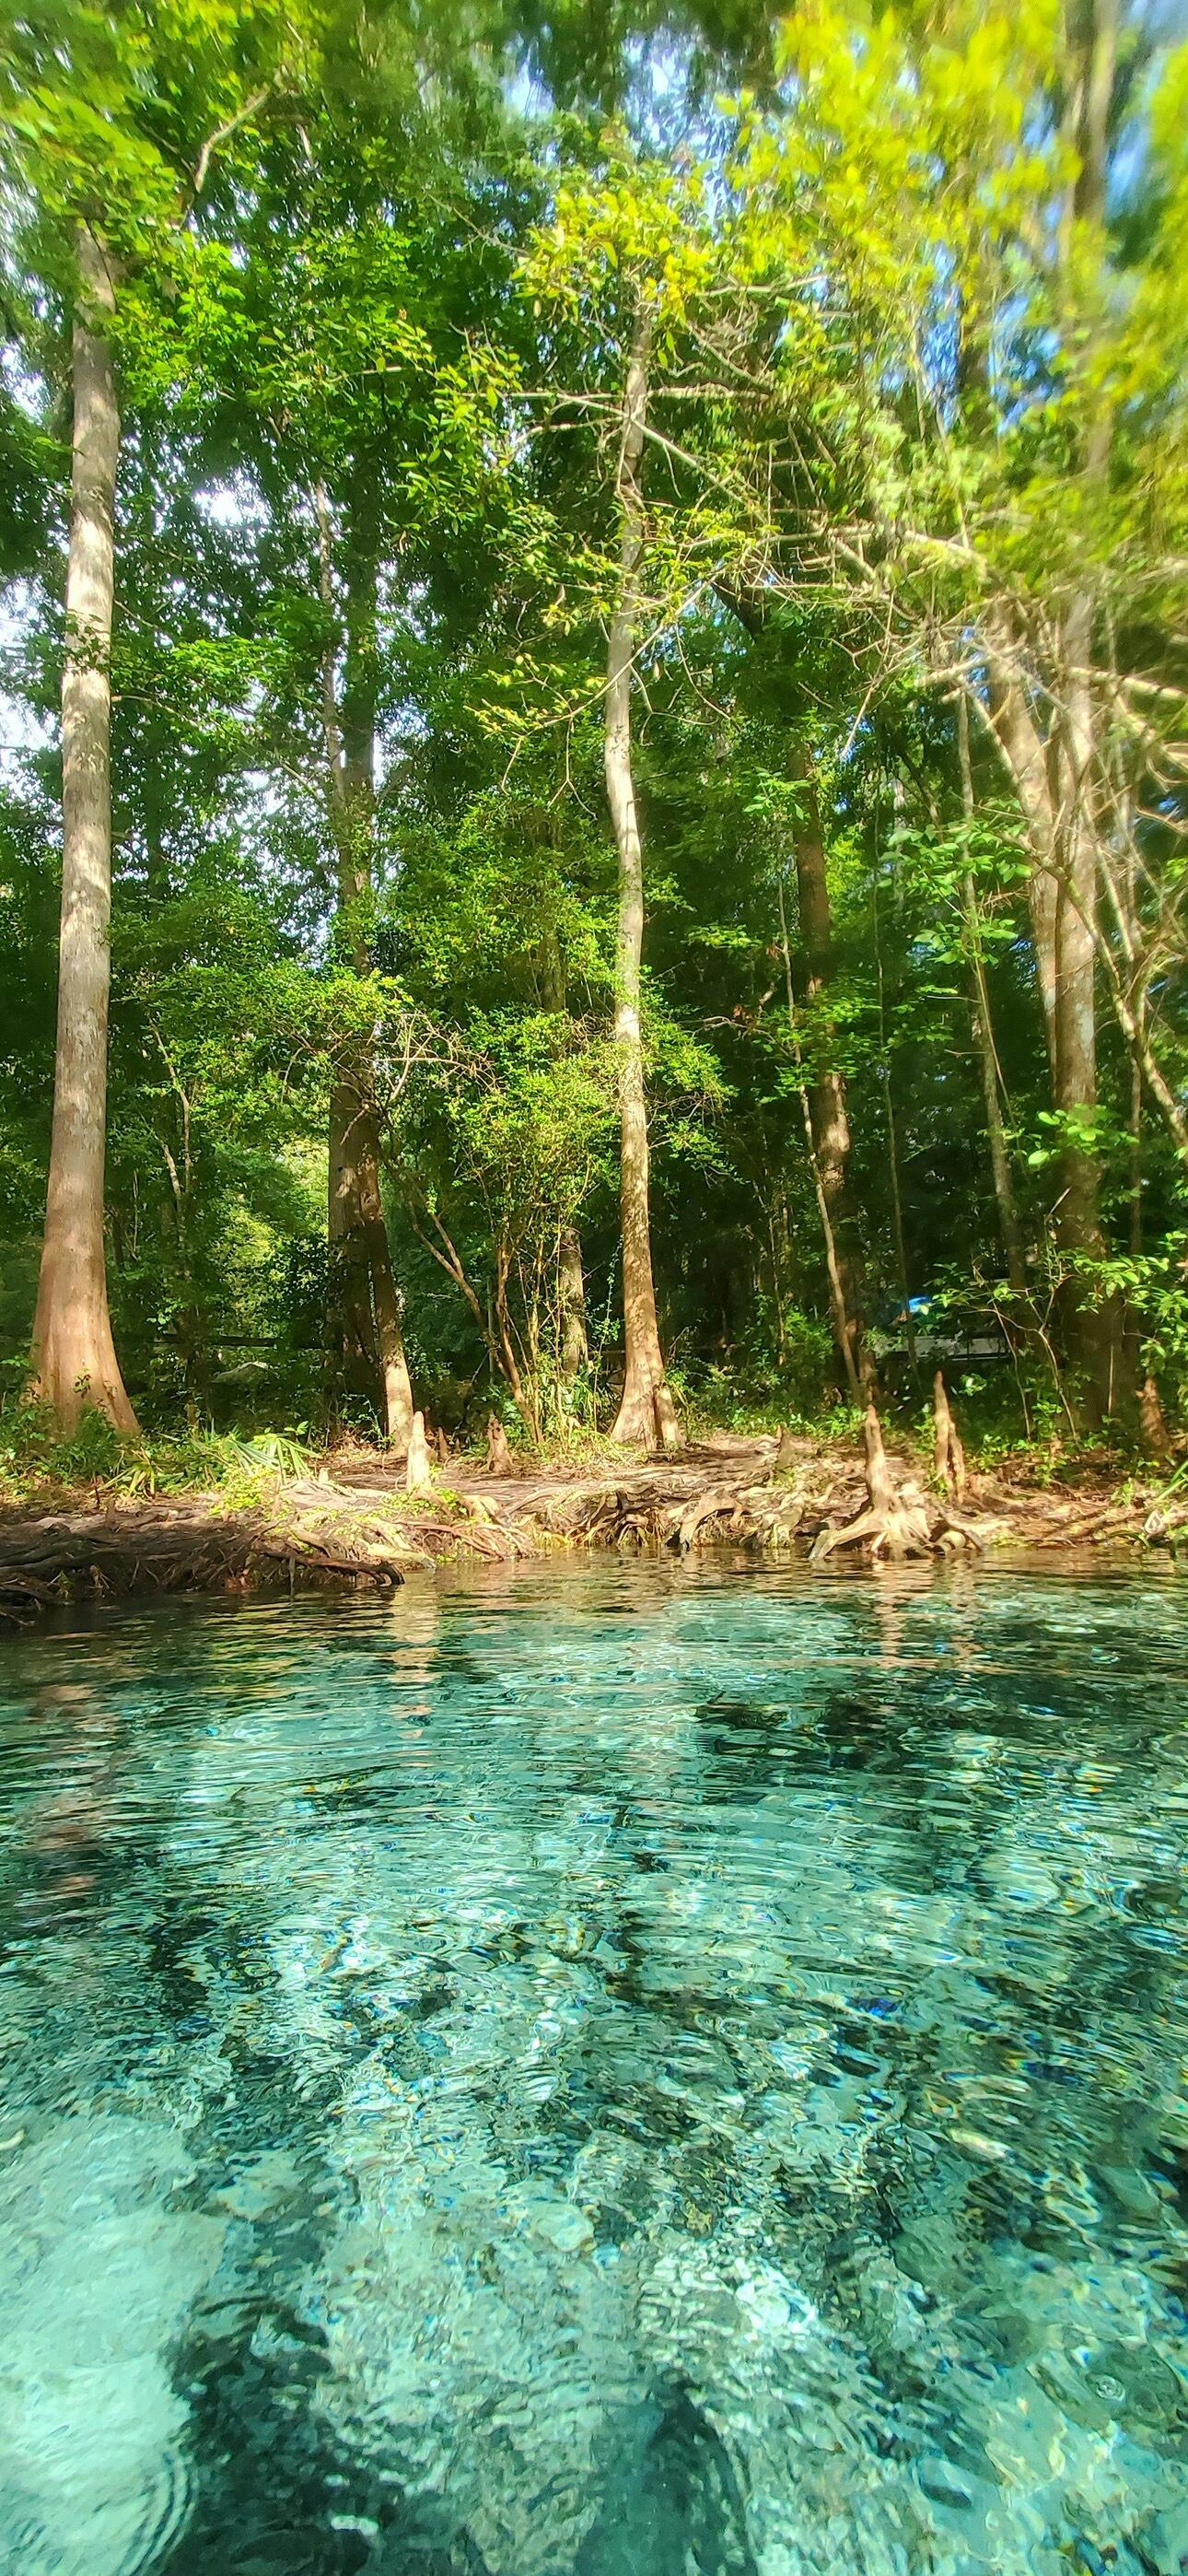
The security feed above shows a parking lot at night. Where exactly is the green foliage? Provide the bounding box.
[1077,1238,1188,1418]
[684,1306,843,1433]
[0,1391,313,1502]
[0,0,1183,1466]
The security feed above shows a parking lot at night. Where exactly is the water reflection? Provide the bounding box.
[0,1560,1185,2576]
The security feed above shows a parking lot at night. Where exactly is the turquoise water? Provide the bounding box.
[0,1559,1186,2576]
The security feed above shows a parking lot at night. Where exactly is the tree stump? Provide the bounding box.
[406,1411,433,1493]
[933,1369,968,1502]
[486,1414,514,1476]
[1139,1375,1171,1459]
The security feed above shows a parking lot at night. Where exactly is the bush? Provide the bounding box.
[0,1388,314,1505]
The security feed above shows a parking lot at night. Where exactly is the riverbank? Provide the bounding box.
[1,1425,1182,1622]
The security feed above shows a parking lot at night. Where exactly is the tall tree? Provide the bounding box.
[788,747,867,1395]
[0,0,298,1425]
[320,476,414,1443]
[29,228,135,1427]
[197,19,522,1434]
[716,589,873,1390]
[604,308,681,1447]
[520,146,748,1446]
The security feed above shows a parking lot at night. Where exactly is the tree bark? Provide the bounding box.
[1127,1058,1143,1258]
[558,1225,588,1382]
[320,478,413,1448]
[31,229,137,1434]
[986,635,1124,1412]
[983,601,1127,1410]
[1048,674,1131,1412]
[970,943,1030,1299]
[537,922,589,1388]
[792,749,868,1390]
[606,308,680,1452]
[871,861,917,1372]
[933,1368,968,1503]
[984,627,1060,1077]
[957,694,1029,1297]
[777,877,861,1400]
[1044,0,1129,1416]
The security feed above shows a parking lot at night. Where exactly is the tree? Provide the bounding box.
[185,22,523,1436]
[29,230,137,1428]
[603,306,682,1446]
[730,0,1188,1416]
[0,0,299,1426]
[320,474,414,1444]
[716,591,872,1391]
[520,145,741,1448]
[379,770,616,1438]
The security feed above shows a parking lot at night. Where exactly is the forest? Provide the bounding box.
[1,0,1186,1493]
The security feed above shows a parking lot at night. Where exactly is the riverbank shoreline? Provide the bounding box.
[1,1429,1182,1623]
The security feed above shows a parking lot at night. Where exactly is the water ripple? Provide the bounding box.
[0,1559,1185,2576]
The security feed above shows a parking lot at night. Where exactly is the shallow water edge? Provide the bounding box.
[2,1420,1179,1629]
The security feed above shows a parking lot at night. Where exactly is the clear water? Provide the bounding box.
[1,1560,1186,2576]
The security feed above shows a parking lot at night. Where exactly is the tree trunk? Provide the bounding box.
[1029,865,1060,1084]
[31,229,137,1434]
[1045,0,1129,1416]
[320,478,413,1448]
[933,1368,968,1503]
[329,1095,413,1446]
[957,695,1029,1297]
[792,750,868,1389]
[777,878,861,1400]
[984,628,1125,1413]
[968,931,1028,1298]
[1051,673,1130,1415]
[537,924,589,1388]
[872,864,917,1372]
[606,309,680,1452]
[984,632,1060,1078]
[1127,1042,1143,1259]
[989,658,1123,1412]
[559,1225,588,1382]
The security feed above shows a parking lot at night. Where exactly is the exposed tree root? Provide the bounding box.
[809,1401,994,1564]
[811,1404,935,1563]
[1,1411,1180,1623]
